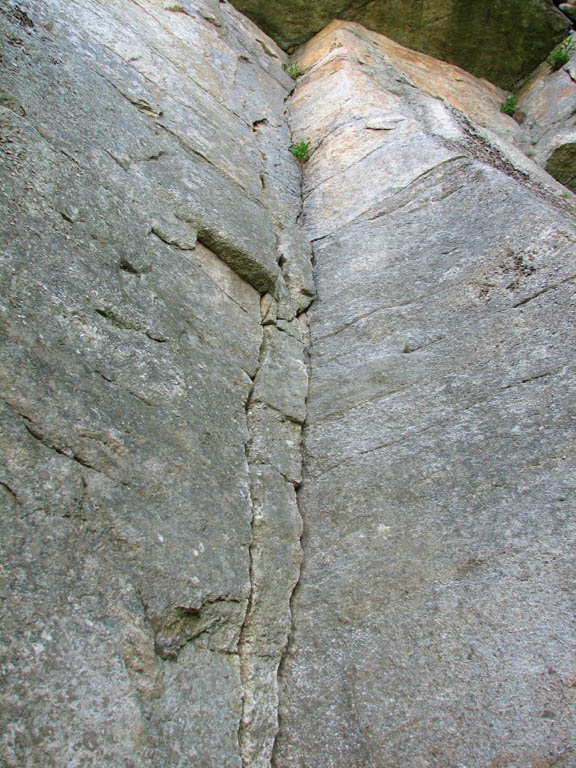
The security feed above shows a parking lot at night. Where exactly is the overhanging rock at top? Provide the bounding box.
[229,0,569,88]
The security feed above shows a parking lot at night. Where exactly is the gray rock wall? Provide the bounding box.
[0,2,312,766]
[274,22,576,768]
[1,3,576,768]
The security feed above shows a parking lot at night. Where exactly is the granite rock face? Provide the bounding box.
[230,0,569,88]
[274,22,576,768]
[1,2,576,767]
[0,1,312,766]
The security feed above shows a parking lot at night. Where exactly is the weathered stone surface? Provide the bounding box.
[248,404,303,484]
[2,0,576,765]
[518,39,576,192]
[299,22,524,148]
[230,0,569,88]
[277,225,316,320]
[0,0,303,293]
[0,1,311,766]
[251,327,308,424]
[239,467,303,768]
[275,23,576,768]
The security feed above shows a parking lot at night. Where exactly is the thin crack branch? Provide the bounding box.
[512,274,576,307]
[1,399,142,494]
[0,480,20,503]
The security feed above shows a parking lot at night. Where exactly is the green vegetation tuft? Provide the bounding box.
[284,62,302,79]
[500,95,519,116]
[289,140,311,162]
[547,37,576,71]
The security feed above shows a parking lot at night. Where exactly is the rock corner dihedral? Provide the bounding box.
[1,1,576,768]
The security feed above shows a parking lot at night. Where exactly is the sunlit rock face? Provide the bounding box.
[230,0,569,87]
[274,20,576,768]
[1,2,576,768]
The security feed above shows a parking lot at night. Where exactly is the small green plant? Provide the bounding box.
[284,62,301,79]
[289,140,311,162]
[547,37,576,71]
[500,95,519,116]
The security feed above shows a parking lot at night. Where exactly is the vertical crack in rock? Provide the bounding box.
[237,169,316,766]
[238,327,267,766]
[270,328,313,768]
[0,2,316,766]
[237,315,312,767]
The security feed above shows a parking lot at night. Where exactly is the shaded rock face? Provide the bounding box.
[230,0,569,88]
[518,42,576,192]
[0,1,312,766]
[1,4,575,768]
[274,21,576,768]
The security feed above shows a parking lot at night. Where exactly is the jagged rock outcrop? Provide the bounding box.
[274,21,576,768]
[230,0,569,88]
[0,1,312,766]
[1,2,576,768]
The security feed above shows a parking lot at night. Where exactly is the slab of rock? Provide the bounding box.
[2,0,575,765]
[298,21,525,148]
[230,0,569,88]
[0,1,311,766]
[247,403,303,484]
[251,327,308,424]
[275,22,576,768]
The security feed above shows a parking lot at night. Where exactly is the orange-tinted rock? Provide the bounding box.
[296,21,523,147]
[230,0,569,88]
